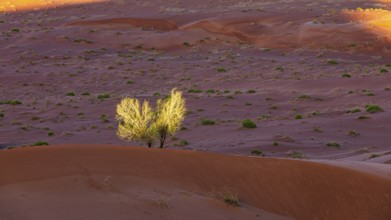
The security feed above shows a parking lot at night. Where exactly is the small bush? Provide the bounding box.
[242,119,256,128]
[326,142,341,149]
[251,149,264,156]
[66,92,75,96]
[47,131,54,136]
[223,192,239,207]
[294,114,303,119]
[32,141,49,146]
[365,105,383,113]
[97,93,110,99]
[0,100,22,105]
[216,67,226,72]
[201,118,215,125]
[81,92,90,96]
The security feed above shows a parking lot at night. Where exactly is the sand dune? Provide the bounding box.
[64,10,391,51]
[1,145,390,220]
[68,18,178,31]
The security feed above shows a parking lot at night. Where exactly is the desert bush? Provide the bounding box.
[223,192,239,207]
[116,88,186,148]
[365,105,383,113]
[242,119,256,128]
[154,89,186,148]
[116,98,156,147]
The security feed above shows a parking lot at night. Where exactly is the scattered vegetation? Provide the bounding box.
[201,118,216,125]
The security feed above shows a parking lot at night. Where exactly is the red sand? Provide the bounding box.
[1,145,391,220]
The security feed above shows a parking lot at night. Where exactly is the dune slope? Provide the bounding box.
[1,145,390,220]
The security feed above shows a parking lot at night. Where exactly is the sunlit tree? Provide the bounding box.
[154,89,186,148]
[116,98,156,147]
[116,88,186,148]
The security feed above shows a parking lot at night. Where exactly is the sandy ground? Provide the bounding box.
[1,0,391,163]
[1,145,391,220]
[1,0,391,219]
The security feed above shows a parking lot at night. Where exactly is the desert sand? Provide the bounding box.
[1,145,391,220]
[1,0,391,219]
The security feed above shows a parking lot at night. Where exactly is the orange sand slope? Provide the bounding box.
[1,145,391,220]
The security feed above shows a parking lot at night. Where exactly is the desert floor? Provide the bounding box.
[1,0,391,219]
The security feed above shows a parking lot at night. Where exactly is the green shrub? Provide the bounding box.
[66,92,75,96]
[216,67,226,72]
[223,192,239,207]
[242,119,256,128]
[365,105,383,113]
[251,149,263,156]
[201,118,215,125]
[326,142,341,149]
[97,93,110,99]
[32,141,49,146]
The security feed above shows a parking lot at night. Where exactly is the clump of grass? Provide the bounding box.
[47,131,54,136]
[81,92,90,96]
[365,105,383,113]
[242,119,256,128]
[177,140,189,146]
[201,118,215,125]
[346,108,361,113]
[247,89,256,94]
[368,154,382,159]
[326,142,341,149]
[251,149,264,156]
[97,93,110,99]
[294,114,303,119]
[347,130,360,137]
[32,141,49,146]
[341,73,352,78]
[0,100,22,105]
[66,92,75,96]
[100,114,109,123]
[327,59,338,65]
[216,67,226,72]
[188,89,202,93]
[288,151,305,159]
[358,115,371,120]
[0,112,4,118]
[223,192,239,207]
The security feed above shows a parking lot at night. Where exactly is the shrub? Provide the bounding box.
[251,149,263,156]
[0,100,22,105]
[116,88,186,148]
[365,105,383,113]
[66,92,75,96]
[97,93,110,99]
[32,141,49,146]
[116,98,156,147]
[216,67,226,72]
[154,89,187,148]
[223,192,239,207]
[201,118,215,125]
[326,142,341,149]
[294,114,303,119]
[242,119,256,128]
